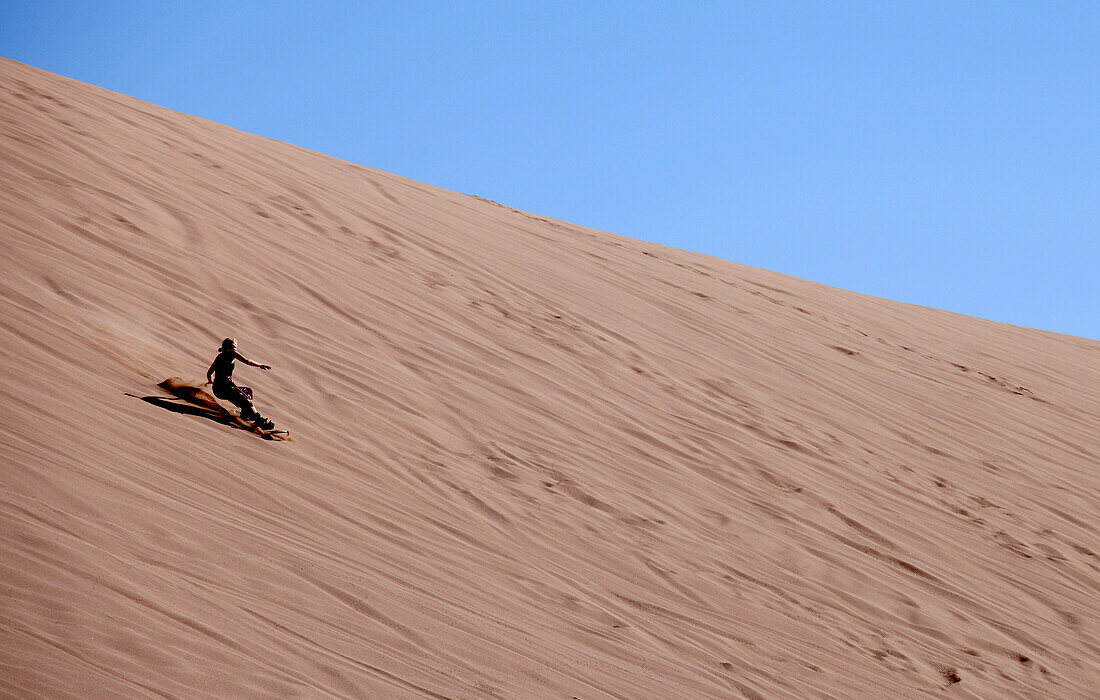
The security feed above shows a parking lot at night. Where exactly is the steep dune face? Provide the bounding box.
[2,57,1098,698]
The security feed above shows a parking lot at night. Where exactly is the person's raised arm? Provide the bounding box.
[236,351,270,371]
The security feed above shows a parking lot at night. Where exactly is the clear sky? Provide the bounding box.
[4,2,1097,339]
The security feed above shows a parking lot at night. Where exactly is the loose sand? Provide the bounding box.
[2,58,1098,698]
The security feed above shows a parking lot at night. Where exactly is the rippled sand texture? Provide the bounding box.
[2,58,1099,698]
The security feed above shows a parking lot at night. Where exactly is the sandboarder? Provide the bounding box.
[206,338,274,430]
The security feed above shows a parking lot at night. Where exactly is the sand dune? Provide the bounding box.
[1,57,1098,698]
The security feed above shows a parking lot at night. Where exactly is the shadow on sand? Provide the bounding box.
[128,377,289,440]
[128,393,241,427]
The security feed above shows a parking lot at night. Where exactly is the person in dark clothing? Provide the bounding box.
[206,338,273,428]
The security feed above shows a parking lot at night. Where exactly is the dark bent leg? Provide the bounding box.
[214,382,257,419]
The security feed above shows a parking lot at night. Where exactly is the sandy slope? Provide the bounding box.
[1,57,1098,699]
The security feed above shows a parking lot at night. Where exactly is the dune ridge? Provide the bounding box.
[2,57,1099,698]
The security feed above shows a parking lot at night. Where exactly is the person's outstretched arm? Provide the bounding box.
[235,351,270,370]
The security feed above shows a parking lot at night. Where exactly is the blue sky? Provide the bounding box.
[4,2,1097,339]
